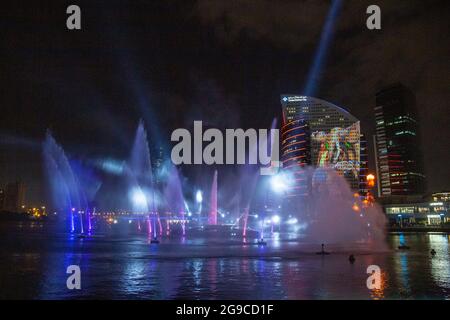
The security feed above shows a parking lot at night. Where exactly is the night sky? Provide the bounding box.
[1,0,449,204]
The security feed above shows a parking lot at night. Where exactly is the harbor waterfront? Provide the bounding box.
[1,0,449,304]
[0,221,448,300]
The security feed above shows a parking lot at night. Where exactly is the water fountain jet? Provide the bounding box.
[208,170,218,225]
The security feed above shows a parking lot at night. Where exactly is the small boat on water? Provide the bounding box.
[257,239,267,246]
[150,238,160,244]
[316,244,331,255]
[349,254,356,263]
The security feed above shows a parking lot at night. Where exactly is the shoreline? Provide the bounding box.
[1,217,449,234]
[388,226,450,233]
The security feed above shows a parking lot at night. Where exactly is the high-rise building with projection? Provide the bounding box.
[373,84,426,198]
[281,95,362,196]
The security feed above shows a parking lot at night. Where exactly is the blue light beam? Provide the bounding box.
[303,0,343,96]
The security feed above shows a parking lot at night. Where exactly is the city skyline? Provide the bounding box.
[0,86,437,211]
[0,0,449,303]
[1,0,449,204]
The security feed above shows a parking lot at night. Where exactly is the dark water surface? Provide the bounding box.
[0,222,449,299]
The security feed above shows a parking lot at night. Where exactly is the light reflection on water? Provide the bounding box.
[0,222,449,299]
[429,234,450,292]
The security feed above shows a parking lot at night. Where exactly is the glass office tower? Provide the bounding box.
[374,84,426,197]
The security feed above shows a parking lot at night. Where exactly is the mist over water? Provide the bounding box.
[42,119,389,253]
[292,166,388,251]
[164,165,185,216]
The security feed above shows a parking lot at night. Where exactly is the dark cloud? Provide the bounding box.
[195,0,328,49]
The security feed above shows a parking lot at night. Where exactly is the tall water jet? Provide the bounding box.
[208,170,218,225]
[153,216,157,239]
[79,209,84,234]
[240,118,277,237]
[164,164,186,235]
[242,206,249,237]
[157,216,163,236]
[129,121,153,188]
[196,190,203,226]
[43,131,88,233]
[127,121,156,238]
[147,216,152,234]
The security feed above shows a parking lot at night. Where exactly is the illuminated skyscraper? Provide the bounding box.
[281,95,362,196]
[374,84,426,198]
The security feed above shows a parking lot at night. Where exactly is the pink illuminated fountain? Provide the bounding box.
[164,164,186,236]
[208,170,218,225]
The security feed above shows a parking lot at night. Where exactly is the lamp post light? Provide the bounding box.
[365,173,376,206]
[366,174,375,188]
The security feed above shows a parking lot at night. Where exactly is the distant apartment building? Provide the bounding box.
[2,182,26,212]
